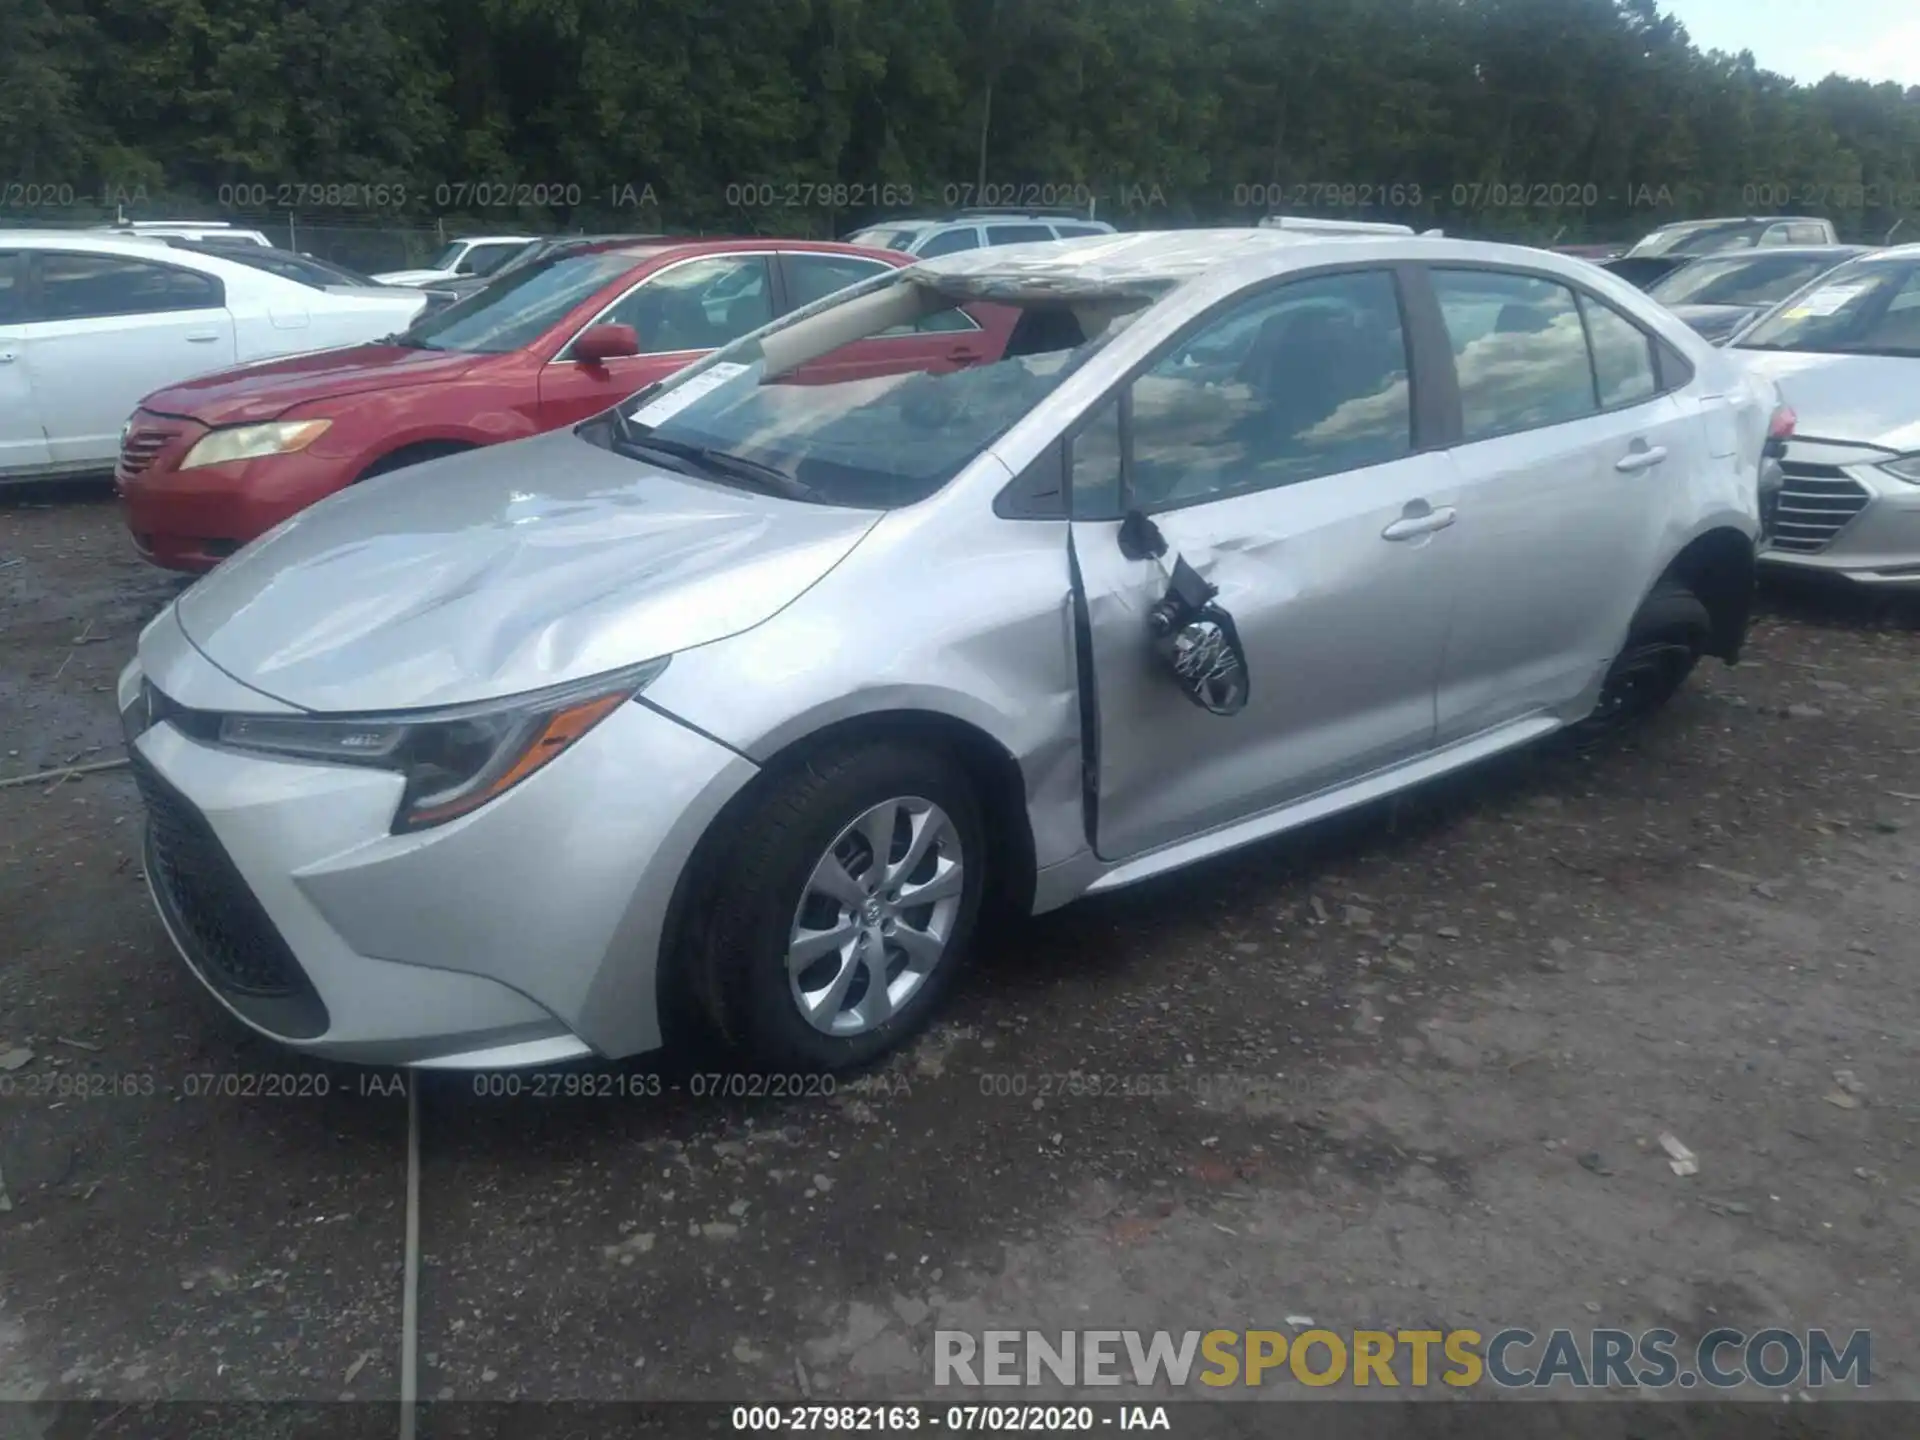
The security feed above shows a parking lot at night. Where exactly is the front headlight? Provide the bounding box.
[179,419,332,470]
[210,658,668,832]
[1879,454,1920,484]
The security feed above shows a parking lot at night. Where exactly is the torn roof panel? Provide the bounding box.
[911,227,1411,301]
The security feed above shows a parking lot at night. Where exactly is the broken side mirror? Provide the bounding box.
[1119,509,1250,716]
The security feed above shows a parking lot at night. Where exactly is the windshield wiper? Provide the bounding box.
[613,431,820,502]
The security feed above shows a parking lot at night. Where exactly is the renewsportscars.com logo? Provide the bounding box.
[934,1327,1871,1391]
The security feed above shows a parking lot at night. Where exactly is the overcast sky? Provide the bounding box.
[1658,0,1920,86]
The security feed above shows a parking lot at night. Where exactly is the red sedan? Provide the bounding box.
[116,237,1010,571]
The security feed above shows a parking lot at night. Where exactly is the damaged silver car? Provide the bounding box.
[121,229,1779,1071]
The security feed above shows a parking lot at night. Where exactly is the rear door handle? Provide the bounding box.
[185,332,220,343]
[0,351,15,363]
[1381,505,1456,541]
[946,346,982,367]
[1615,444,1668,473]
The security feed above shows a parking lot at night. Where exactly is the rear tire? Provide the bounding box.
[1571,582,1710,747]
[688,740,987,1072]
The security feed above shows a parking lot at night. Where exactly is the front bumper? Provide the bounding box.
[115,410,357,574]
[1756,440,1920,589]
[122,647,757,1067]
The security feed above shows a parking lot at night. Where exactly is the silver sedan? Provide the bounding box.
[1730,244,1920,589]
[122,230,1776,1071]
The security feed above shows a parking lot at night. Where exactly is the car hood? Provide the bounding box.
[173,428,881,712]
[1729,349,1920,453]
[140,344,488,426]
[371,268,452,286]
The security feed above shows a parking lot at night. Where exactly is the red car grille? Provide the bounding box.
[118,423,180,475]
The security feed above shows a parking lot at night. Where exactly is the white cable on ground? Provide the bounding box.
[399,1078,421,1440]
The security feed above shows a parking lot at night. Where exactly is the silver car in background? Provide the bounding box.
[121,230,1777,1072]
[1730,244,1920,588]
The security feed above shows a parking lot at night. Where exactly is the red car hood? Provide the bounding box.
[140,344,489,426]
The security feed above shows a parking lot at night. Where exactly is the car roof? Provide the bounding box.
[629,237,910,263]
[0,228,246,255]
[913,227,1423,287]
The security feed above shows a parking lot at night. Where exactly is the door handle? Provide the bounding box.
[1615,444,1667,473]
[1381,505,1456,541]
[185,332,220,343]
[0,351,14,363]
[946,346,981,367]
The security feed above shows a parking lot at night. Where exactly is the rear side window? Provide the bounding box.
[456,243,524,277]
[784,253,891,310]
[1052,223,1108,238]
[986,224,1057,245]
[31,252,224,321]
[1787,223,1828,244]
[1577,294,1658,408]
[1431,269,1596,441]
[916,228,981,258]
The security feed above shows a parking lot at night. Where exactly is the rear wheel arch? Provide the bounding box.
[1653,527,1755,663]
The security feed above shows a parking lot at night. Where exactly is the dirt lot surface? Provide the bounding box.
[3,487,1917,1432]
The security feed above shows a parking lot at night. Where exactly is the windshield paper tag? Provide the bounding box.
[629,362,750,427]
[1785,284,1867,319]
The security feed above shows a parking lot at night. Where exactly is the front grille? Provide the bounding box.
[131,751,307,999]
[118,424,176,476]
[1765,463,1870,554]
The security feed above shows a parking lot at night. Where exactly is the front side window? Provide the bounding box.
[599,255,774,354]
[402,252,636,353]
[1432,269,1597,440]
[1075,269,1412,512]
[1735,258,1920,357]
[30,253,223,322]
[586,271,1148,509]
[916,228,981,258]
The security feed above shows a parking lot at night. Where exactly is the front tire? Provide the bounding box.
[1572,581,1710,747]
[690,740,987,1072]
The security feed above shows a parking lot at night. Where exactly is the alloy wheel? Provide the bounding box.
[786,796,965,1036]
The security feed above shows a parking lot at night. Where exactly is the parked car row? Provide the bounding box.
[0,230,428,482]
[114,235,1013,569]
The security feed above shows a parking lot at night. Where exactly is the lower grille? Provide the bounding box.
[1766,463,1870,555]
[131,751,326,1036]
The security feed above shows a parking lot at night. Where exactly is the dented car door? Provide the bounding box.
[1065,267,1463,862]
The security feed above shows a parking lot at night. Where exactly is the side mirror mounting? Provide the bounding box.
[573,324,641,364]
[1117,509,1167,561]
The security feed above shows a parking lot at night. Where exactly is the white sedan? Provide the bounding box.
[0,232,427,483]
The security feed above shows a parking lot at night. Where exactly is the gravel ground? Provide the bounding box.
[2,486,1917,1428]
